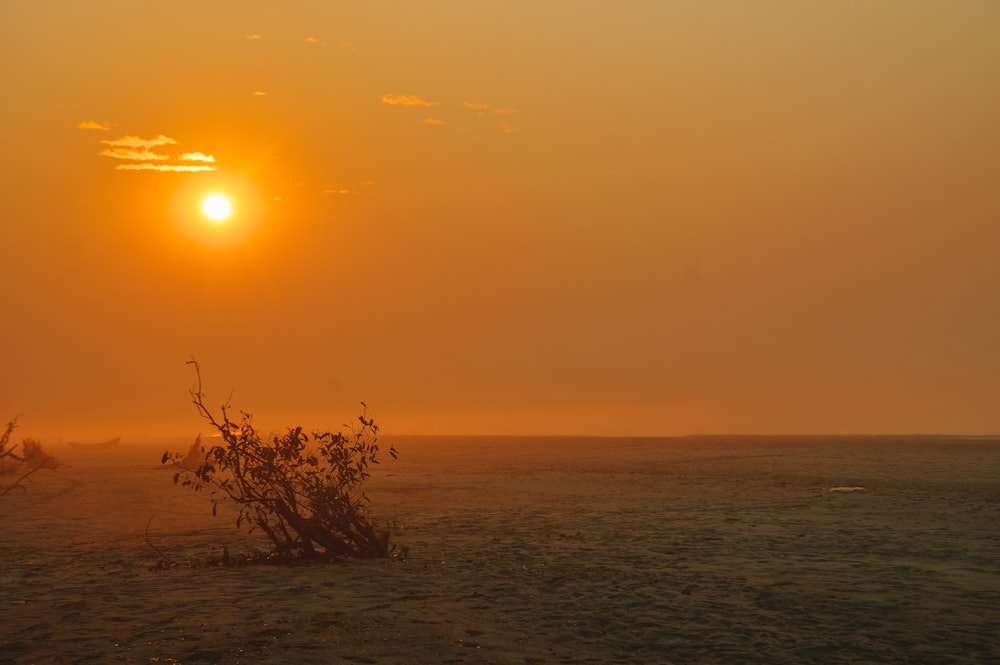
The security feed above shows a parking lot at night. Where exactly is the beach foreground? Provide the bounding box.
[2,436,998,664]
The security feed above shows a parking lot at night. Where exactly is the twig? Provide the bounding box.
[144,514,177,567]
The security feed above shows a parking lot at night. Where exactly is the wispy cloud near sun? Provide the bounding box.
[115,164,216,172]
[387,100,518,133]
[78,120,111,131]
[100,148,170,161]
[463,101,518,133]
[464,102,515,115]
[91,132,216,172]
[101,135,177,149]
[381,94,438,107]
[180,152,215,163]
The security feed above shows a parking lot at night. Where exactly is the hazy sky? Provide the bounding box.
[2,1,998,439]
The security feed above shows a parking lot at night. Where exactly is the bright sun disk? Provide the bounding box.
[203,194,232,222]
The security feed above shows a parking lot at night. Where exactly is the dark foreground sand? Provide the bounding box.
[2,435,998,664]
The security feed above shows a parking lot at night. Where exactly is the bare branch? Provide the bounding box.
[1,418,58,496]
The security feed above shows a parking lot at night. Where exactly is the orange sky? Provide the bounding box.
[2,1,998,439]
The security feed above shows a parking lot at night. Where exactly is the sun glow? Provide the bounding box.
[171,173,263,249]
[203,194,232,222]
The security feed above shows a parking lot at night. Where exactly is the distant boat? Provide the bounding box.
[68,436,121,451]
[169,436,207,471]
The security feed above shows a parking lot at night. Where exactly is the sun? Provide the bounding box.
[202,194,232,222]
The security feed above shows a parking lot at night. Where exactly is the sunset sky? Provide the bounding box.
[2,1,998,439]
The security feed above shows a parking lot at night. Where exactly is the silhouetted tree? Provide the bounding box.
[163,360,397,560]
[1,417,58,495]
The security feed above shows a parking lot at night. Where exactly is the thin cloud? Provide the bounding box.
[246,34,262,40]
[78,120,111,131]
[180,152,215,163]
[101,135,177,149]
[463,102,515,115]
[304,37,319,43]
[423,117,445,125]
[501,125,519,134]
[252,91,267,96]
[100,148,170,161]
[381,94,438,107]
[94,131,216,173]
[116,164,216,172]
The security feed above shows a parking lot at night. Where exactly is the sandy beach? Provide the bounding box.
[2,435,998,664]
